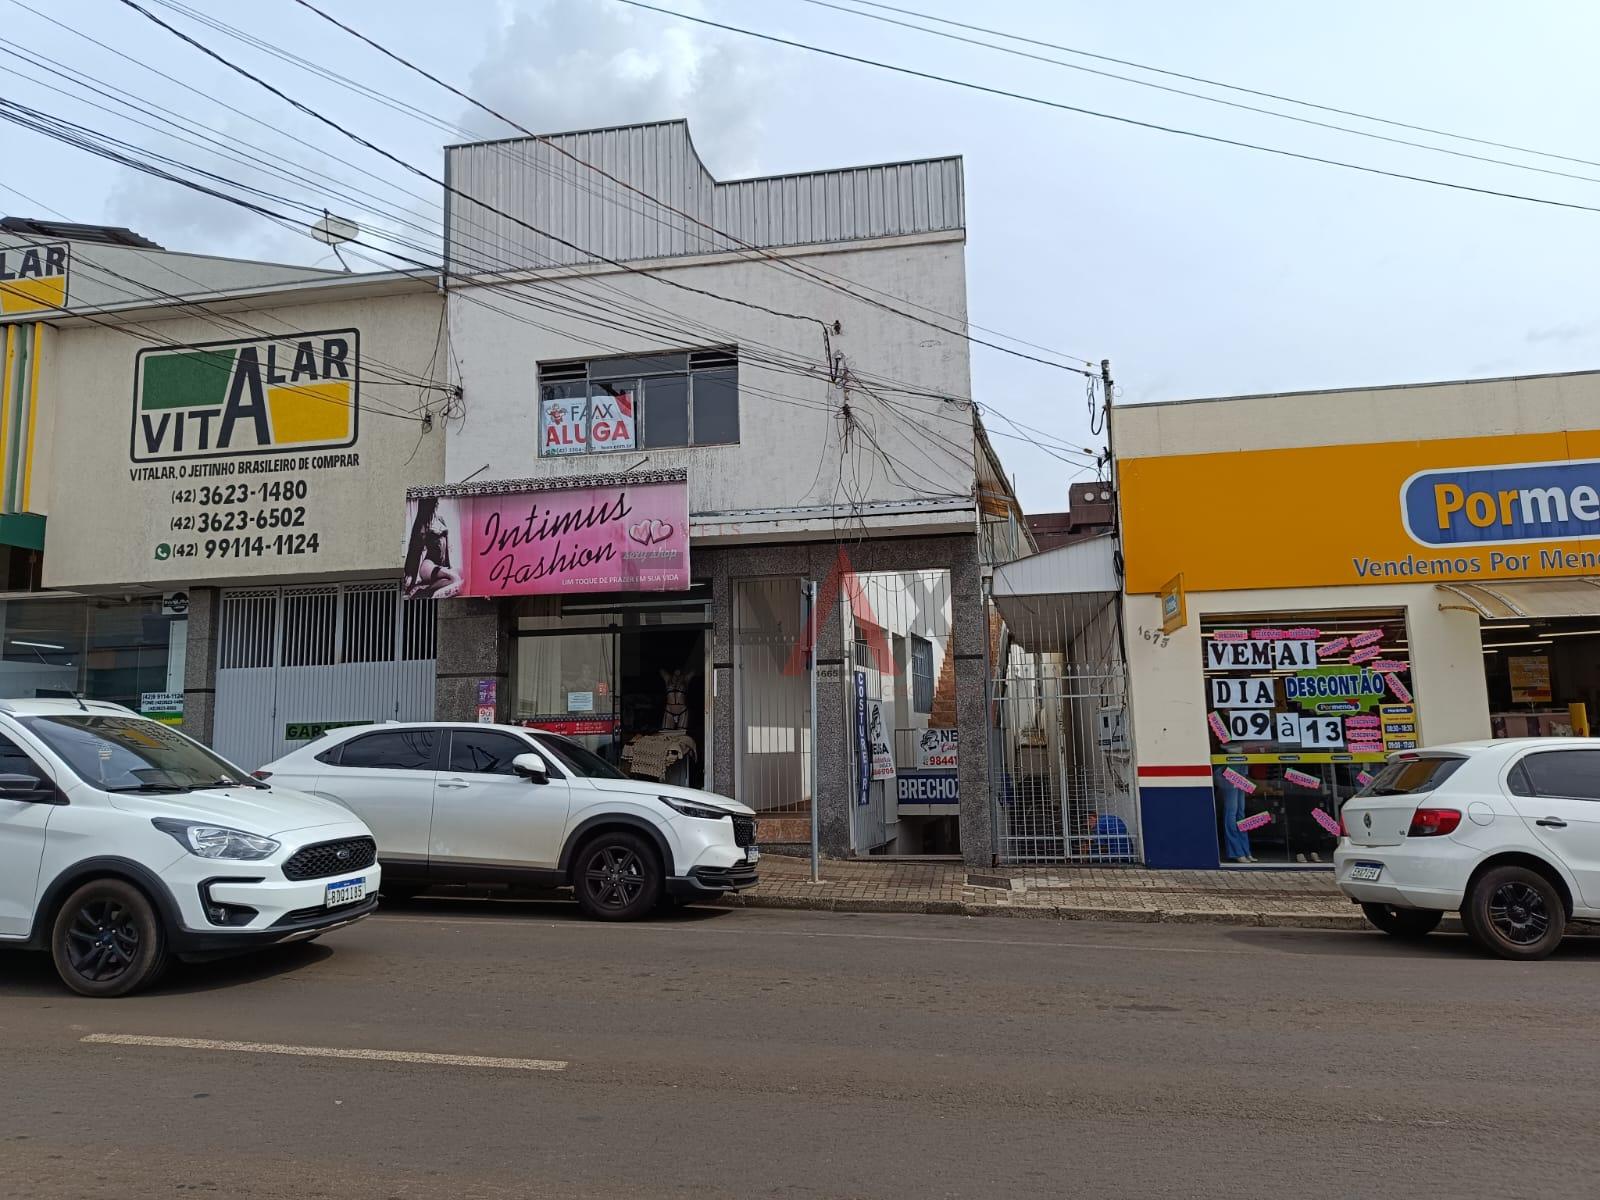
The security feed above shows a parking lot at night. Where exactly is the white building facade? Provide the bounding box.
[431,121,1020,862]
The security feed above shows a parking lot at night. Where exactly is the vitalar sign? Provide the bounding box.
[0,241,68,315]
[131,330,359,463]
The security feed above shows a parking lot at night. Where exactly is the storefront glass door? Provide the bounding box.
[1202,609,1416,865]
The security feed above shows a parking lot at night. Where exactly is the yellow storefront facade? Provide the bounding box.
[1115,370,1600,869]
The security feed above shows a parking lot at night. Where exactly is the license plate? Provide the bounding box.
[325,876,367,907]
[746,847,760,864]
[1349,863,1383,882]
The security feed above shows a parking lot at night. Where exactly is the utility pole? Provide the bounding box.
[806,578,821,882]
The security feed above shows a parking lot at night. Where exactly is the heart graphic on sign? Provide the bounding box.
[627,519,675,546]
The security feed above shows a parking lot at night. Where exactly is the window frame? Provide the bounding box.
[536,348,739,457]
[334,727,442,772]
[1512,748,1600,802]
[909,635,935,715]
[446,728,536,777]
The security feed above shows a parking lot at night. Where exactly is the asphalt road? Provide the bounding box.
[2,899,1598,1200]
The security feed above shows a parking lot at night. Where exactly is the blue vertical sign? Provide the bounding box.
[853,669,871,807]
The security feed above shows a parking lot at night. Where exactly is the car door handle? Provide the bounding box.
[1537,817,1568,828]
[438,779,470,789]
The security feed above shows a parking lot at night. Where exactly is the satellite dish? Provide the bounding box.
[311,213,359,245]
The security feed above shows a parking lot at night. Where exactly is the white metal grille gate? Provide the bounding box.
[990,662,1137,865]
[213,583,437,769]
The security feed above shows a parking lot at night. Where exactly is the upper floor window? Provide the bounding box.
[537,348,738,457]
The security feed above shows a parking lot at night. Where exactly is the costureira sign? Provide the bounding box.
[402,476,689,599]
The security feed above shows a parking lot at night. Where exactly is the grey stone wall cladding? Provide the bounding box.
[181,586,220,745]
[430,533,992,866]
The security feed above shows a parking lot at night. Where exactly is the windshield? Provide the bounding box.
[534,734,627,780]
[22,715,260,792]
[1357,755,1465,798]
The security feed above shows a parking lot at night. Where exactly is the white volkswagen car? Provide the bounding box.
[0,699,380,997]
[259,721,759,921]
[1337,739,1600,959]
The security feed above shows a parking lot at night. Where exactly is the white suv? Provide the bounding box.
[259,721,759,920]
[1337,738,1600,959]
[0,699,381,996]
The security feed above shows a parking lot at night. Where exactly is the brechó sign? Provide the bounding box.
[402,471,689,599]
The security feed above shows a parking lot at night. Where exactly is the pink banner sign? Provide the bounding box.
[402,479,690,599]
[1236,811,1273,832]
[1311,807,1342,836]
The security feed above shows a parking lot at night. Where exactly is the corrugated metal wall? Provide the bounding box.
[213,583,437,770]
[447,121,964,274]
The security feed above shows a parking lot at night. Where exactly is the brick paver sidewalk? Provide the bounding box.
[717,854,1367,929]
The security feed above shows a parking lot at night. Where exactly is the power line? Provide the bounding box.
[287,0,1098,377]
[609,0,1600,218]
[116,0,836,338]
[831,0,1600,174]
[796,0,1600,190]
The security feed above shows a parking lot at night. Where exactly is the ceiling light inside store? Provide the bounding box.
[1480,640,1554,649]
[10,639,65,650]
[1540,630,1600,638]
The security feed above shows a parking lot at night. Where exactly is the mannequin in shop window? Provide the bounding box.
[1214,764,1256,864]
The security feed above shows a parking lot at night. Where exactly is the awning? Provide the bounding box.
[1436,578,1600,619]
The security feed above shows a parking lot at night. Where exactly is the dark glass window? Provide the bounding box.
[338,729,437,771]
[449,730,530,776]
[910,636,934,714]
[537,348,737,455]
[0,734,50,787]
[642,374,689,449]
[1519,750,1600,801]
[1359,756,1464,797]
[691,368,739,445]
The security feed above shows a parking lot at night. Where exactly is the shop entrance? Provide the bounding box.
[514,590,710,789]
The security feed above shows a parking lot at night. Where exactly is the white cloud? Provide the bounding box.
[462,0,781,177]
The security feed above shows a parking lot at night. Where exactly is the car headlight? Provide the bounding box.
[152,818,280,860]
[659,796,730,821]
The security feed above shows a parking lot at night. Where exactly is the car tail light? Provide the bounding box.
[1407,807,1462,837]
[251,769,273,781]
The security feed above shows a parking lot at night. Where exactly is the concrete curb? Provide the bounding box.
[719,891,1366,929]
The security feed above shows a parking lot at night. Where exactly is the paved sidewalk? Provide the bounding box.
[717,854,1371,928]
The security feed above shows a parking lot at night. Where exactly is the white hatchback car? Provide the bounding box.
[259,721,759,921]
[1337,738,1600,959]
[0,699,380,996]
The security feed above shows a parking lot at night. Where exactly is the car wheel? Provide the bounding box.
[1463,866,1566,961]
[1360,904,1443,939]
[573,832,662,921]
[50,879,169,998]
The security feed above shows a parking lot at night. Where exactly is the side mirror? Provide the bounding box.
[0,773,45,798]
[511,752,549,785]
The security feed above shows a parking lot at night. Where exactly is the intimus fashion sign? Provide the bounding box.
[402,474,689,600]
[130,330,359,463]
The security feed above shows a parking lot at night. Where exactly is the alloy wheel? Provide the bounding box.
[1487,882,1549,946]
[583,846,645,910]
[65,898,141,982]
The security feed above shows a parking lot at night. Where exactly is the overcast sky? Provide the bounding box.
[6,0,1600,513]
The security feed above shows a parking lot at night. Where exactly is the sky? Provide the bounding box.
[6,0,1600,514]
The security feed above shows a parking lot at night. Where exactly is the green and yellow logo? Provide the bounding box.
[131,329,359,462]
[0,241,68,315]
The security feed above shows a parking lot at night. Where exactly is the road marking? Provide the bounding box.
[372,913,1247,955]
[81,1034,567,1071]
